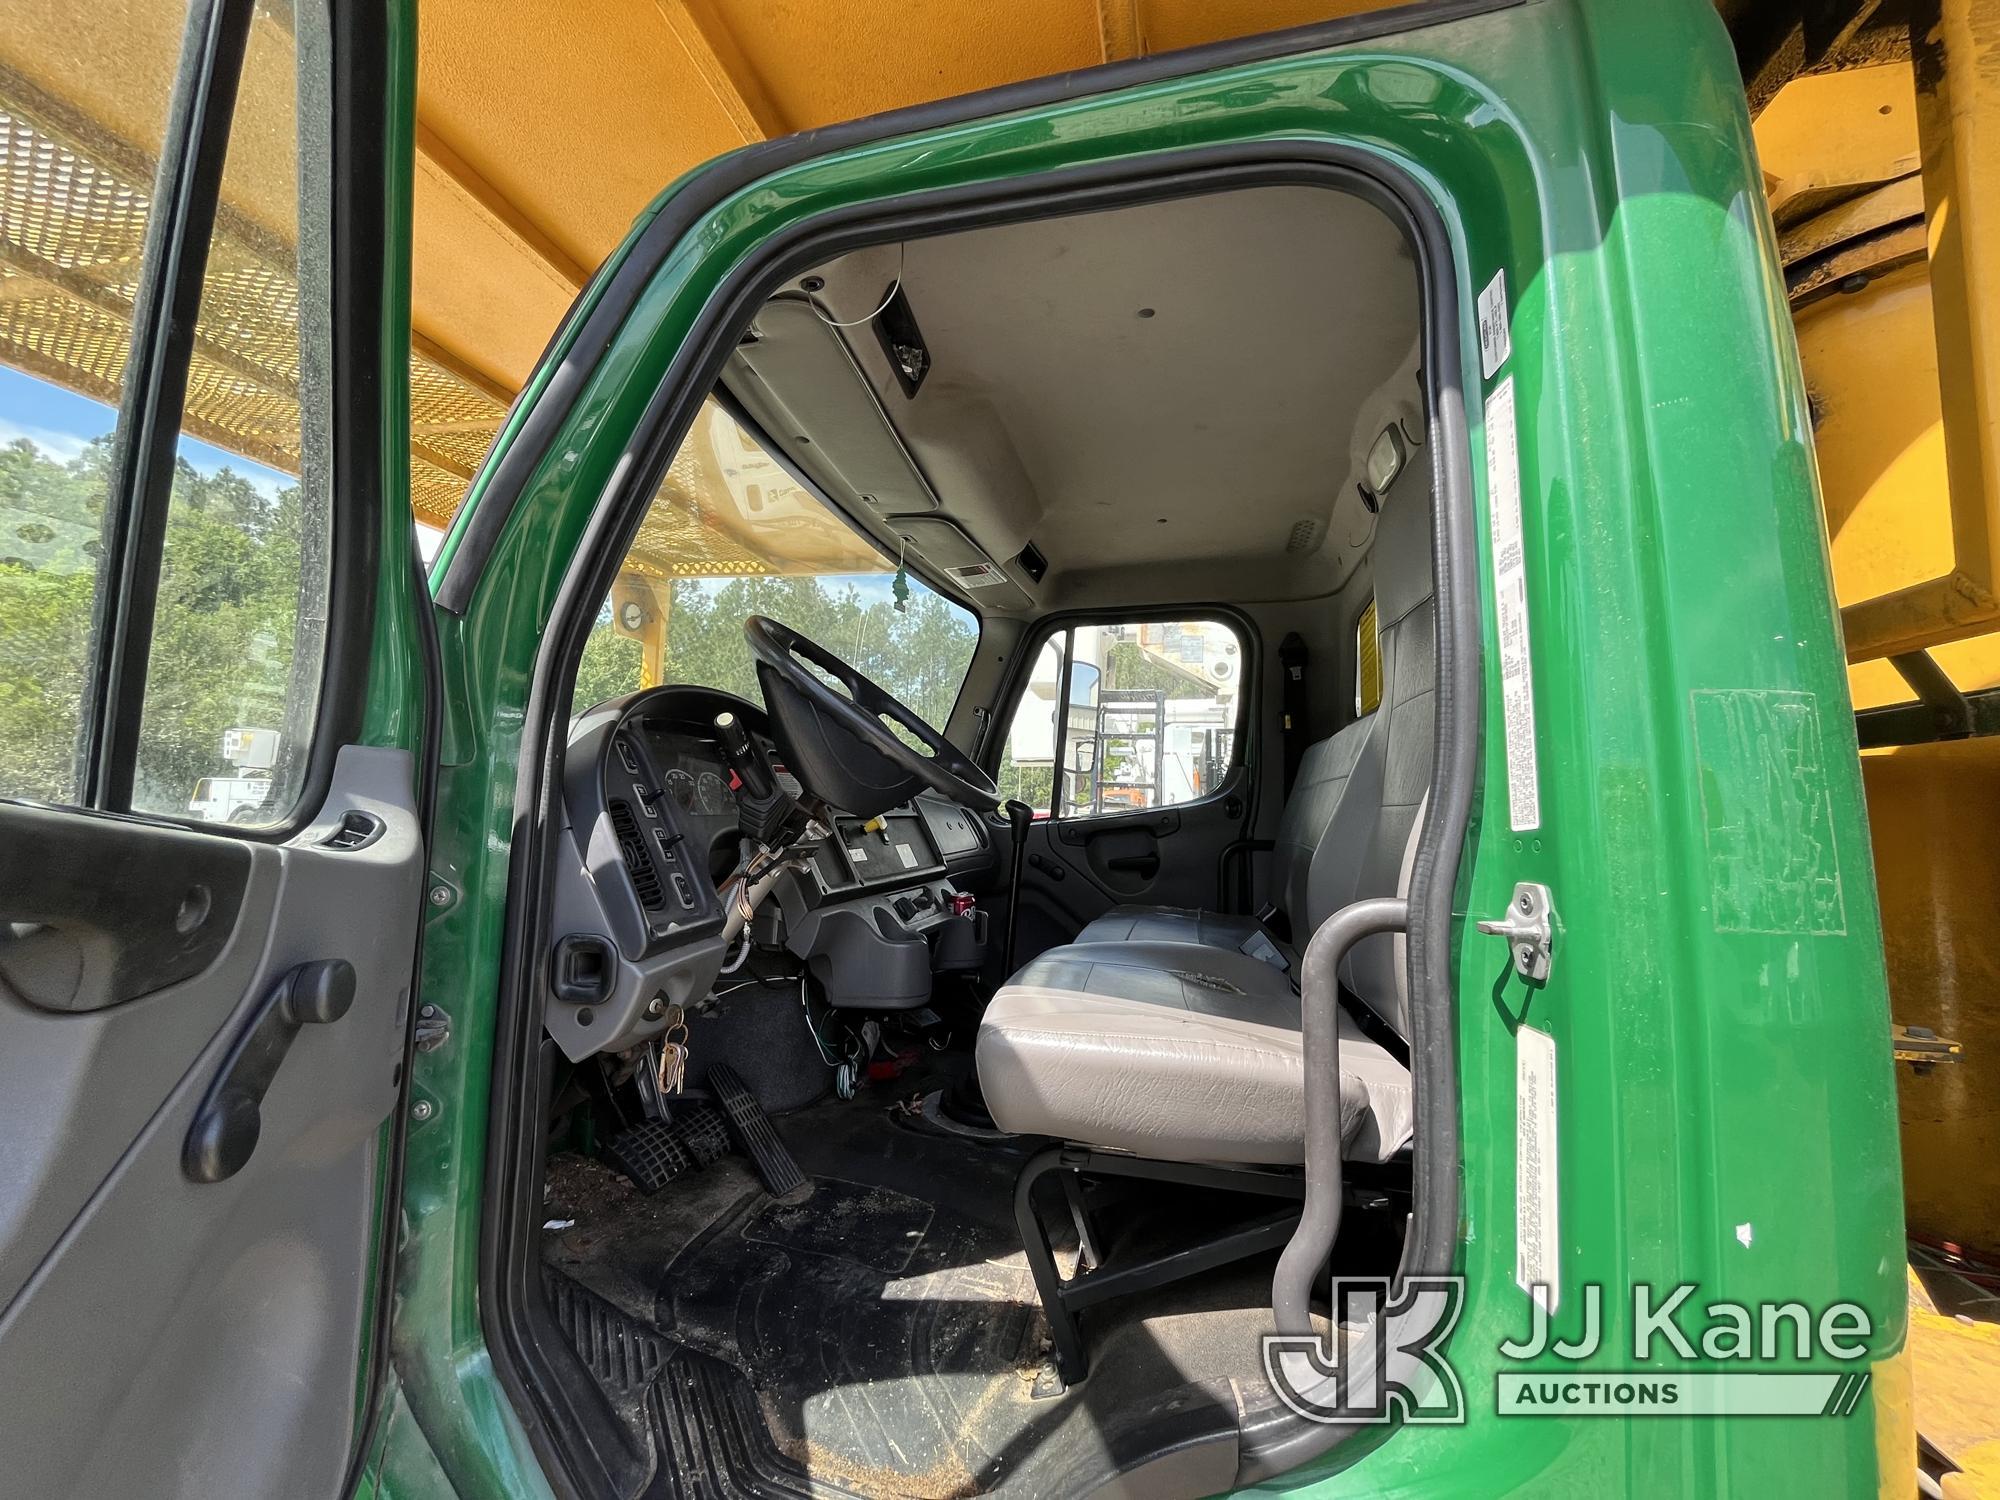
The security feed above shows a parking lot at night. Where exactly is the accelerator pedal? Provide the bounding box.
[605,1102,730,1193]
[707,1063,805,1196]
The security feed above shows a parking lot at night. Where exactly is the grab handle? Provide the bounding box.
[1271,898,1408,1336]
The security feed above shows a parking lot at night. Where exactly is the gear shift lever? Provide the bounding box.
[938,799,1035,1135]
[1002,799,1033,976]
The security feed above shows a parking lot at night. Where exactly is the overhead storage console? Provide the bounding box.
[730,294,941,516]
[724,293,1039,614]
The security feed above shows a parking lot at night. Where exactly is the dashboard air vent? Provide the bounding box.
[607,799,665,911]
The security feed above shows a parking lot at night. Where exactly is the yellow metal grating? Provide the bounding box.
[0,61,848,581]
[416,425,501,475]
[0,72,518,536]
[408,354,503,427]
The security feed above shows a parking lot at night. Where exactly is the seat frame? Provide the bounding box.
[1015,1144,1308,1384]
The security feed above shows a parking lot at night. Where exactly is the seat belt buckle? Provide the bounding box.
[1238,928,1289,973]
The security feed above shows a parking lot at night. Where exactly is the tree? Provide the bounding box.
[569,571,979,733]
[0,434,318,813]
[1,426,982,813]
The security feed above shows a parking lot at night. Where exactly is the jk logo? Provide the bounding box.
[1262,1277,1468,1425]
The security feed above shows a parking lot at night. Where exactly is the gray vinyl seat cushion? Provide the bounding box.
[975,940,1412,1166]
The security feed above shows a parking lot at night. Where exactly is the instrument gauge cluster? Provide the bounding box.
[664,768,696,812]
[696,770,730,816]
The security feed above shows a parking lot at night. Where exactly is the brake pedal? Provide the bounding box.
[605,1103,730,1193]
[705,1064,804,1195]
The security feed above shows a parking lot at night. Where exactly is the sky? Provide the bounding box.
[1,363,445,559]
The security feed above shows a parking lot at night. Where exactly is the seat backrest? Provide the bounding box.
[1266,712,1381,940]
[1264,459,1434,1042]
[1337,460,1436,1041]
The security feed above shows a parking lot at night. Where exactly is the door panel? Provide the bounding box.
[0,0,420,1491]
[0,748,422,1498]
[1010,789,1247,959]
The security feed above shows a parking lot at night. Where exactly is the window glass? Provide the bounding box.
[996,618,1244,819]
[133,1,332,820]
[0,0,333,823]
[0,0,191,805]
[576,399,980,730]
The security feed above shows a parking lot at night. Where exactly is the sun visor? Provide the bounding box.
[890,515,1034,613]
[729,294,940,517]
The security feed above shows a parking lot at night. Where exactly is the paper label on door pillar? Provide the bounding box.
[1484,376,1541,831]
[1515,1023,1559,1312]
[1477,268,1512,378]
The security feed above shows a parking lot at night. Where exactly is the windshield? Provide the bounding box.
[574,399,979,728]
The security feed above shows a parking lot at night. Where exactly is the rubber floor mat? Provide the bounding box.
[544,1267,855,1498]
[656,1177,1046,1494]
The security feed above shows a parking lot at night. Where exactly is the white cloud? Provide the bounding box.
[0,417,93,464]
[179,449,288,500]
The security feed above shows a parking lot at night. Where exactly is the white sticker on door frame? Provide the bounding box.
[1477,268,1512,379]
[1515,1023,1559,1313]
[1485,376,1540,832]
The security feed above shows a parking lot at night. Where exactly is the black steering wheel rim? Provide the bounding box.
[743,615,1000,813]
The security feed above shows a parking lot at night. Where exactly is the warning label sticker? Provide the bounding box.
[1515,1023,1559,1313]
[1477,268,1512,380]
[1485,377,1540,832]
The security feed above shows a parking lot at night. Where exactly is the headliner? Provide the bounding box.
[724,184,1423,614]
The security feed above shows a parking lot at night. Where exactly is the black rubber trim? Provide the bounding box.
[83,0,253,809]
[1234,130,1480,1485]
[329,1,443,1491]
[484,145,1474,1499]
[260,0,390,849]
[433,0,1523,615]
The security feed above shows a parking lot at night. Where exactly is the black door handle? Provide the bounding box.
[1105,854,1160,877]
[183,958,356,1184]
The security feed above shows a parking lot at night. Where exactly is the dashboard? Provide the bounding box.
[544,684,996,1061]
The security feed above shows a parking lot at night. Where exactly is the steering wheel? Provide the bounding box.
[744,615,1000,816]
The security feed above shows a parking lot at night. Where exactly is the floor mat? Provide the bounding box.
[544,1091,1312,1497]
[659,1176,1046,1495]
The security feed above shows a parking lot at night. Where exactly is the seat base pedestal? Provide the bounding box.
[1014,1144,1308,1385]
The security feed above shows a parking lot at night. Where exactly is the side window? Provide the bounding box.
[997,618,1245,820]
[0,1,334,823]
[0,3,189,808]
[1356,597,1381,716]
